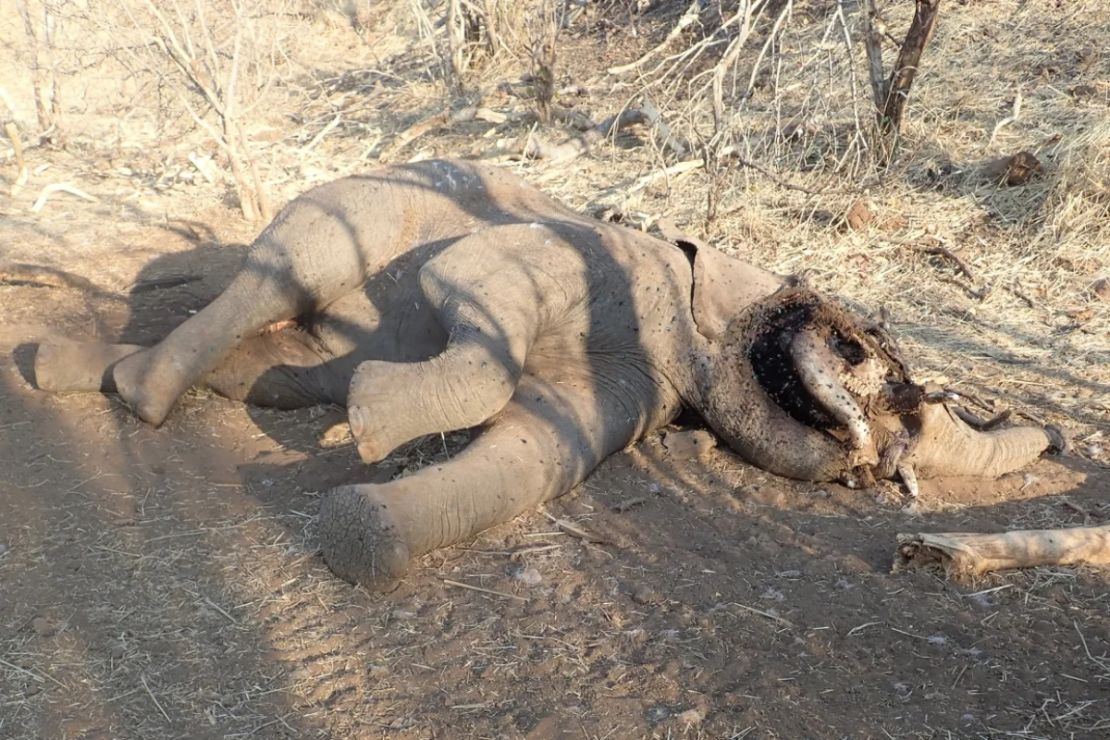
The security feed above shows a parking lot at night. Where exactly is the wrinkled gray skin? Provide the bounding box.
[33,160,1057,589]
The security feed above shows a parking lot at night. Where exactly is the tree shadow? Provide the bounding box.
[534,428,1110,736]
[0,327,325,737]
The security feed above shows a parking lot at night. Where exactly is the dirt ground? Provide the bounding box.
[1,226,1108,740]
[2,1,1109,738]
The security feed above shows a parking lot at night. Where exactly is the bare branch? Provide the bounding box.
[880,0,941,136]
[895,525,1110,578]
[859,0,888,113]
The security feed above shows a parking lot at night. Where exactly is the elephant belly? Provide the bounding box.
[306,245,450,397]
[527,333,681,441]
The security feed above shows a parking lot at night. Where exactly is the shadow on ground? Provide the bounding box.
[2,228,1109,738]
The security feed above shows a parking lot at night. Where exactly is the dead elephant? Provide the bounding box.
[32,159,1061,589]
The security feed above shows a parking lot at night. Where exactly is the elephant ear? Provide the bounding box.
[685,238,784,341]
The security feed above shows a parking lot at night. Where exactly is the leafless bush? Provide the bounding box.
[415,0,542,94]
[527,0,561,123]
[14,0,62,138]
[116,0,283,221]
[606,0,942,183]
[33,0,295,221]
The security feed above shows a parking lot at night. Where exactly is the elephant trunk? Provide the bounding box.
[691,287,1055,484]
[700,380,851,481]
[904,401,1054,478]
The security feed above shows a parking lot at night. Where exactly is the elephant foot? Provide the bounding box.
[112,348,185,426]
[35,340,144,393]
[318,484,413,590]
[347,405,395,464]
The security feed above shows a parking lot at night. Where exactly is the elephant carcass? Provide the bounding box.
[24,159,1061,589]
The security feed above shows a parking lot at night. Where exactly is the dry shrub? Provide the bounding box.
[110,0,292,221]
[5,0,305,220]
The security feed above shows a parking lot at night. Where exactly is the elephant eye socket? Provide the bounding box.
[832,334,866,365]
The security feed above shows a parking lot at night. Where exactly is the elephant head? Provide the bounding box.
[684,245,1060,486]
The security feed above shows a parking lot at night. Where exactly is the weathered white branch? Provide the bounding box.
[894,525,1110,578]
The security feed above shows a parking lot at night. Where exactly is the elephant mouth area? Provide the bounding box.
[747,300,870,436]
[712,288,1052,483]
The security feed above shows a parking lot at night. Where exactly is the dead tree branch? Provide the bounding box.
[859,0,888,108]
[446,0,467,89]
[879,0,941,136]
[528,0,560,124]
[524,100,689,162]
[895,525,1110,578]
[15,0,60,137]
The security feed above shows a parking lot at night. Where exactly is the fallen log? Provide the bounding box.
[894,524,1110,578]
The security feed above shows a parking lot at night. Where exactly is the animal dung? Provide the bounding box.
[844,200,874,231]
[1091,277,1109,303]
[981,151,1043,187]
[1069,83,1099,100]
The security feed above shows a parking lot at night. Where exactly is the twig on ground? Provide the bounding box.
[730,602,795,628]
[986,90,1023,150]
[607,0,701,76]
[442,578,528,601]
[510,543,562,560]
[302,113,342,153]
[0,656,67,690]
[379,105,481,161]
[1074,620,1110,674]
[918,246,975,282]
[626,158,704,194]
[585,159,705,207]
[140,674,173,723]
[202,596,240,626]
[30,182,98,211]
[880,235,987,298]
[1006,282,1037,308]
[542,510,611,544]
[719,147,883,197]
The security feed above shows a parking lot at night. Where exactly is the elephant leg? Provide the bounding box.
[319,374,643,589]
[110,225,378,426]
[36,331,340,410]
[345,250,544,463]
[34,340,144,393]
